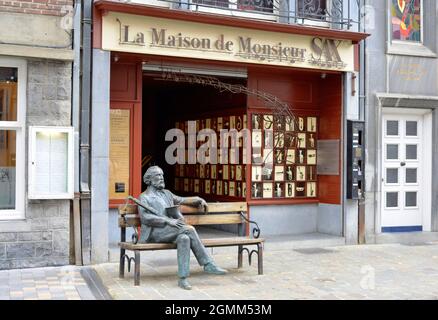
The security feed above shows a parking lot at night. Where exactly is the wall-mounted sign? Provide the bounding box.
[102,12,355,72]
[28,126,74,199]
[109,109,130,200]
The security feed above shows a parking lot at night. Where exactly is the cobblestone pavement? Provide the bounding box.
[0,266,99,300]
[94,242,438,300]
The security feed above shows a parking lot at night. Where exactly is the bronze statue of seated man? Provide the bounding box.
[135,165,227,290]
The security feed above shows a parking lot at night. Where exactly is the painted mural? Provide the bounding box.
[391,0,421,42]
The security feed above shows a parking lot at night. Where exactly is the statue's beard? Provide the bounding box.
[153,182,165,190]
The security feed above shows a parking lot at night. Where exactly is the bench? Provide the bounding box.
[118,201,264,286]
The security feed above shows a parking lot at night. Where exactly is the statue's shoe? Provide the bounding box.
[178,278,192,290]
[204,263,228,275]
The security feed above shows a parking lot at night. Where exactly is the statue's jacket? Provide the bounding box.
[138,188,185,242]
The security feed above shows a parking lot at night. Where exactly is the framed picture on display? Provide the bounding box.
[307,117,317,132]
[211,165,217,179]
[230,116,235,129]
[252,131,262,148]
[252,149,262,165]
[308,166,316,181]
[263,148,273,165]
[223,181,228,196]
[296,166,306,181]
[274,182,283,198]
[274,166,284,181]
[223,165,229,180]
[264,130,273,149]
[297,133,306,148]
[217,117,223,130]
[223,116,230,130]
[262,183,273,198]
[274,132,284,148]
[295,182,305,197]
[285,133,296,148]
[262,164,273,180]
[297,117,305,131]
[274,115,284,131]
[263,115,273,130]
[252,114,262,130]
[229,165,235,180]
[285,165,294,181]
[275,149,284,164]
[297,149,305,164]
[286,149,295,164]
[216,180,223,195]
[236,165,242,181]
[252,182,262,198]
[307,182,317,197]
[285,182,295,198]
[307,150,317,165]
[252,166,262,182]
[229,181,236,196]
[285,116,294,131]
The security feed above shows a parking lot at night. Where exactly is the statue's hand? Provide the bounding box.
[167,219,185,229]
[196,197,208,214]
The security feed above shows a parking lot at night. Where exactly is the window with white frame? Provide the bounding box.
[0,58,26,220]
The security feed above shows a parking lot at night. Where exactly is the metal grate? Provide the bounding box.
[164,0,361,31]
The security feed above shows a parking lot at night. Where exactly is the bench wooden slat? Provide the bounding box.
[184,214,243,225]
[120,202,247,216]
[180,202,247,214]
[119,237,264,250]
[119,213,244,228]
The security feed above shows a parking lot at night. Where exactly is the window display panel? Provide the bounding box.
[250,113,318,200]
[174,114,246,200]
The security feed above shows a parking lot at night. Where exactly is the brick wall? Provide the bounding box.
[0,0,73,16]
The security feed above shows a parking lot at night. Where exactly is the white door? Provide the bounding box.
[381,113,426,232]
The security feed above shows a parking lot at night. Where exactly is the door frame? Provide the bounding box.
[378,107,432,232]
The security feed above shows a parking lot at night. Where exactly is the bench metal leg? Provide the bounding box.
[119,248,126,278]
[238,245,243,268]
[134,250,140,286]
[257,243,263,275]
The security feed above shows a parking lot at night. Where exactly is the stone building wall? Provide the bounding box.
[0,59,72,269]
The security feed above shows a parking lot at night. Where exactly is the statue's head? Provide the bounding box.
[143,166,165,190]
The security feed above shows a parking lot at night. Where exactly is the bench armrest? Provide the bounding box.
[239,212,261,239]
[121,214,140,244]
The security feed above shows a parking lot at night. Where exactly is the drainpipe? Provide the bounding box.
[72,0,82,265]
[79,0,93,265]
[358,0,367,244]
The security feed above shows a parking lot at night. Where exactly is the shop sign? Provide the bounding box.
[102,12,355,72]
